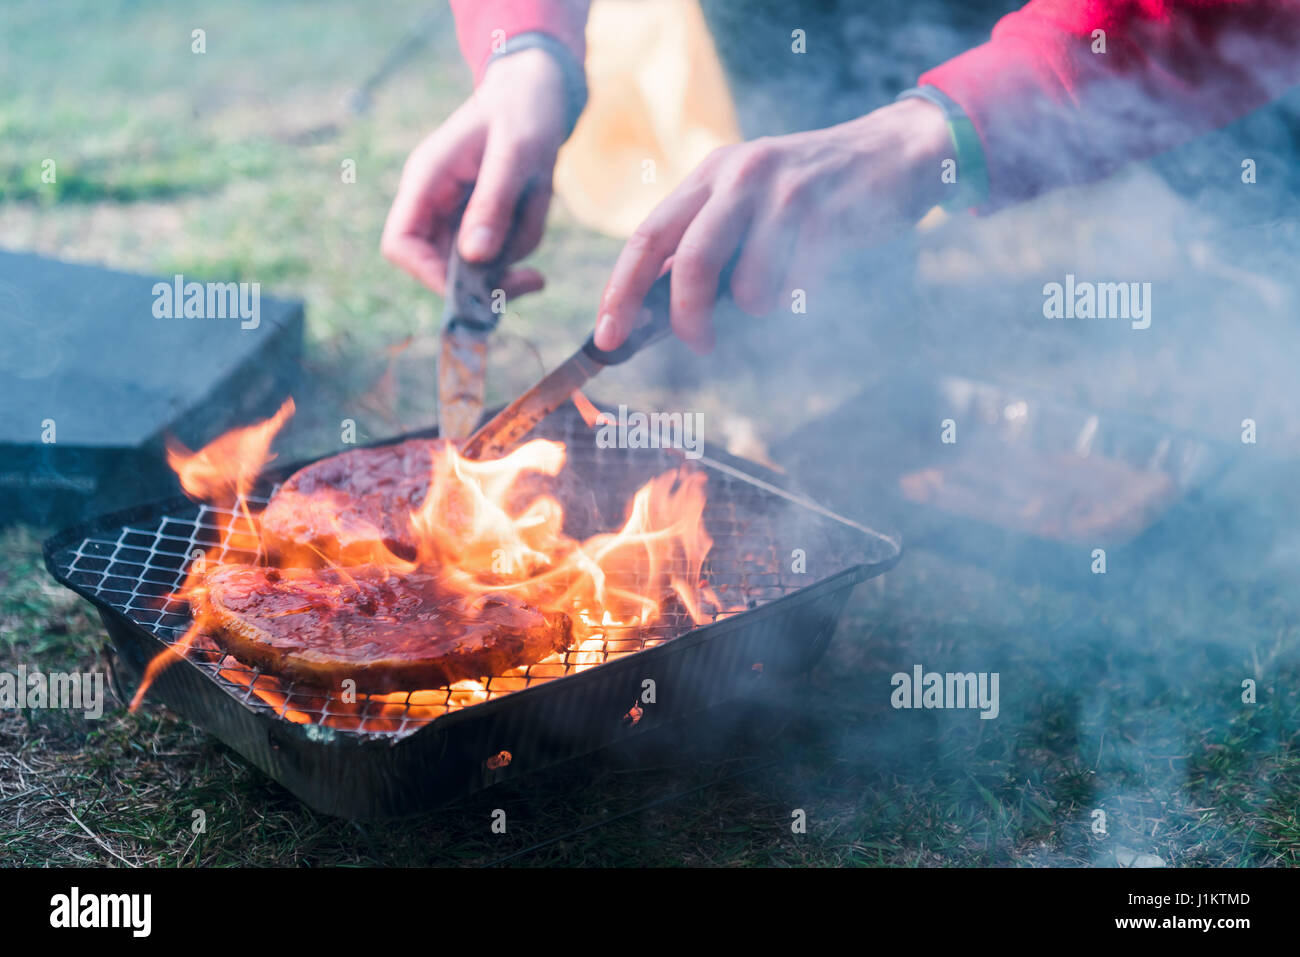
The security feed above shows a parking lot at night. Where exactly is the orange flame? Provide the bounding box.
[131,396,732,728]
[131,401,296,707]
[166,398,294,506]
[571,390,602,428]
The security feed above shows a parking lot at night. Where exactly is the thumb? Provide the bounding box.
[459,128,546,263]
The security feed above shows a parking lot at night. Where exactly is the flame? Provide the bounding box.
[131,397,732,729]
[398,437,723,642]
[167,398,294,505]
[571,390,602,428]
[163,397,295,556]
[131,401,296,707]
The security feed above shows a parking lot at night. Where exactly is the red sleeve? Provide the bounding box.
[918,0,1300,211]
[449,0,590,84]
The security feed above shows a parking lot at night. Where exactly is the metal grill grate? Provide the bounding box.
[48,411,894,740]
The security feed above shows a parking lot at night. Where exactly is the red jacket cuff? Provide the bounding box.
[450,0,588,85]
[919,0,1300,213]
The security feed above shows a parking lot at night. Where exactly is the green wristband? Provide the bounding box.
[897,85,989,211]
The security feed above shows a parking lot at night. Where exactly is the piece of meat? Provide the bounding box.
[898,448,1175,544]
[197,563,573,693]
[260,439,441,566]
[259,438,602,566]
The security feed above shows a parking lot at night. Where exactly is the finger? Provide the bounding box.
[381,233,453,292]
[669,192,753,353]
[500,267,546,299]
[595,181,713,351]
[727,204,799,316]
[382,126,483,292]
[460,128,551,262]
[500,179,553,265]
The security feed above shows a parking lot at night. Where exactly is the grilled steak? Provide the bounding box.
[260,437,602,566]
[260,439,441,566]
[198,563,573,693]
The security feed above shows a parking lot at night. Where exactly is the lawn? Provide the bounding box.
[2,0,1298,867]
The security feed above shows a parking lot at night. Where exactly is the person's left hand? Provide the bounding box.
[593,97,952,354]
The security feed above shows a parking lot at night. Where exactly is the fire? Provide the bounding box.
[571,390,602,427]
[167,398,294,506]
[131,399,729,728]
[163,397,294,556]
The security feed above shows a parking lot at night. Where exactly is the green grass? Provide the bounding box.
[0,0,618,419]
[2,0,1298,867]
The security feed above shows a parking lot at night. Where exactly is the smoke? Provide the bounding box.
[611,0,1300,865]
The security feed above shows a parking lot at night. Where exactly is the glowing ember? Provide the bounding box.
[131,399,731,727]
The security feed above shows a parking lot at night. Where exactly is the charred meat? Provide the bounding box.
[198,562,573,693]
[259,439,441,566]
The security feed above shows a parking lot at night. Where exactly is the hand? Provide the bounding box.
[593,97,952,353]
[382,49,568,298]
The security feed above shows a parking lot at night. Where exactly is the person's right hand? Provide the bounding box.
[382,48,569,299]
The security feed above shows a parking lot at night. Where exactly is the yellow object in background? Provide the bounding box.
[554,0,742,238]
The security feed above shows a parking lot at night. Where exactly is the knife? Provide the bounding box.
[460,271,674,459]
[437,241,505,440]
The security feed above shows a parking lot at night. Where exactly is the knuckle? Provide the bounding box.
[732,139,779,179]
[772,174,811,211]
[625,224,665,259]
[675,237,726,276]
[697,144,736,177]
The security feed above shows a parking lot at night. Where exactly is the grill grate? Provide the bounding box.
[49,410,894,741]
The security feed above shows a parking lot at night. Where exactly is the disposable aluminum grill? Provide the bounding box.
[43,405,901,818]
